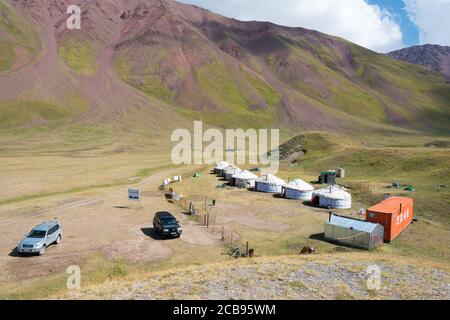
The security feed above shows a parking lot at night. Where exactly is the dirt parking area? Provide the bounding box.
[0,167,221,296]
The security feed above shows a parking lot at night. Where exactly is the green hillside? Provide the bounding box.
[0,0,39,73]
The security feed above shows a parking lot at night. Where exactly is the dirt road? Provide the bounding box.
[0,165,221,294]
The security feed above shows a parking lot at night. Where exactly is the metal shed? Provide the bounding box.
[319,170,336,184]
[324,214,384,250]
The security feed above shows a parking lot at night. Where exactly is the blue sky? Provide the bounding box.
[179,0,450,52]
[367,0,419,47]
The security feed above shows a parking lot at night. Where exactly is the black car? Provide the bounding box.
[153,211,182,238]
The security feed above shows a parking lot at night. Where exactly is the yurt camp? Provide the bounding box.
[312,186,352,209]
[224,166,242,181]
[281,179,315,200]
[324,214,384,250]
[255,174,286,193]
[231,170,258,188]
[213,161,231,175]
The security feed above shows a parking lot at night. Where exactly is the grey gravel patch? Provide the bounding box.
[64,258,450,300]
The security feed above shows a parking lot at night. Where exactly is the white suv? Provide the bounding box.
[17,221,63,255]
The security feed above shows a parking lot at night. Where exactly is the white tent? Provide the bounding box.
[231,170,258,188]
[282,179,314,200]
[224,166,242,181]
[213,161,231,175]
[255,174,286,193]
[312,186,351,209]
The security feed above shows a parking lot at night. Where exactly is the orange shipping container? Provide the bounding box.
[366,197,414,242]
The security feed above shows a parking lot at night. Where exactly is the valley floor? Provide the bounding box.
[0,133,449,299]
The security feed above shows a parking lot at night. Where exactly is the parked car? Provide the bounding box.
[16,221,63,256]
[153,211,182,238]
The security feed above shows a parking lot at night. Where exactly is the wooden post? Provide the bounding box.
[246,241,249,258]
[221,226,224,241]
[206,211,209,228]
[212,216,216,233]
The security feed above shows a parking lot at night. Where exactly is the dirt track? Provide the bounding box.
[0,166,220,287]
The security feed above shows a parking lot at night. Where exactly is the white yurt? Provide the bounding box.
[282,179,315,200]
[213,161,231,175]
[255,174,286,193]
[231,170,258,188]
[224,166,242,181]
[312,186,351,209]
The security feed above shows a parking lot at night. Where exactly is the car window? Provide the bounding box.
[161,217,177,226]
[48,226,57,235]
[28,230,46,238]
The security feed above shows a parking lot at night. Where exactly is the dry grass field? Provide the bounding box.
[0,131,448,299]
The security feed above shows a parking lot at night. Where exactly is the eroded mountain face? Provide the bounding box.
[1,0,449,135]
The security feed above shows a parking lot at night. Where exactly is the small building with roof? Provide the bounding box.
[281,179,315,200]
[223,165,242,181]
[319,170,337,185]
[231,170,258,188]
[312,186,351,209]
[255,174,286,193]
[213,161,231,175]
[324,214,384,250]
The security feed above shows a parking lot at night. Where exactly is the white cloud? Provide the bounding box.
[405,0,450,46]
[178,0,403,52]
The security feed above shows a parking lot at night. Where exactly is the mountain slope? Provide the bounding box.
[388,44,450,80]
[0,0,39,73]
[1,0,449,139]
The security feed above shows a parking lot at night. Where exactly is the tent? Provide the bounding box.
[255,174,286,193]
[224,166,242,181]
[213,161,231,175]
[324,214,384,250]
[231,170,258,188]
[312,186,351,209]
[281,179,315,200]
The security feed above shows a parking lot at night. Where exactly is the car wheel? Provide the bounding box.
[39,245,46,256]
[176,234,181,238]
[56,235,61,244]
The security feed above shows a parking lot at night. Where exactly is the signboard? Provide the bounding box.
[128,188,140,201]
[128,188,141,208]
